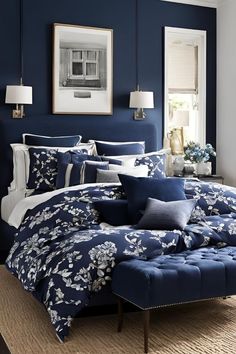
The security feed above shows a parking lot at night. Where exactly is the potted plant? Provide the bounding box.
[184,142,216,176]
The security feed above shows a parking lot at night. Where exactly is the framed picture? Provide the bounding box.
[53,23,113,115]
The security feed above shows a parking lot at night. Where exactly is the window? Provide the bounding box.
[70,50,99,80]
[164,27,206,146]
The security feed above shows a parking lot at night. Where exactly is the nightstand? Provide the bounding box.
[182,174,224,184]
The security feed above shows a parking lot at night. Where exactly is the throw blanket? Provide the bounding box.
[6,181,236,341]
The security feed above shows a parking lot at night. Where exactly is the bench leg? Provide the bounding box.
[143,310,150,353]
[117,297,123,332]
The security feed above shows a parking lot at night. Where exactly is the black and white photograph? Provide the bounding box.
[53,23,113,115]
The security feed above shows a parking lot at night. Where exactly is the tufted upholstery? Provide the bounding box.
[112,247,236,309]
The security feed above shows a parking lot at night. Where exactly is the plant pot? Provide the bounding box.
[196,162,212,176]
[184,163,197,176]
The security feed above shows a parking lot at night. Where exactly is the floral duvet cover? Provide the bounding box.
[6,181,236,341]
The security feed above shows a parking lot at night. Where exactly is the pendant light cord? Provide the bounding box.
[135,0,139,90]
[20,0,23,84]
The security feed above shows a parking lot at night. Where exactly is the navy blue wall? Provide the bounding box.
[0,0,216,149]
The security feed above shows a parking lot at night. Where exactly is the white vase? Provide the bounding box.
[196,162,212,176]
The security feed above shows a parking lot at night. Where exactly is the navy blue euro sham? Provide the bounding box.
[23,134,82,147]
[95,141,145,156]
[119,175,187,223]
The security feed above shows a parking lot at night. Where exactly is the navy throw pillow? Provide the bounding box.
[119,175,187,224]
[56,152,103,188]
[95,141,145,156]
[136,198,196,230]
[83,161,109,184]
[93,199,129,226]
[24,134,81,147]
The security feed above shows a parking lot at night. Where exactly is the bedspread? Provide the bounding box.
[5,182,236,341]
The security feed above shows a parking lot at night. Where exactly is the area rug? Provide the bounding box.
[1,266,236,354]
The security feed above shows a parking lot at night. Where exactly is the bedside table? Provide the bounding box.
[182,174,224,184]
[196,175,224,184]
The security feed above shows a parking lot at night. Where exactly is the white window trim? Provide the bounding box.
[160,0,218,8]
[164,26,207,146]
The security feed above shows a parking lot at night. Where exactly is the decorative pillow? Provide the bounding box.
[96,165,149,183]
[135,153,166,179]
[56,152,103,188]
[90,140,145,156]
[119,175,187,224]
[93,199,130,226]
[136,197,196,230]
[23,133,82,147]
[10,144,90,193]
[101,156,123,165]
[82,161,109,184]
[27,148,58,191]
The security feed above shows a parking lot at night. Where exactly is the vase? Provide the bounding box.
[184,162,197,176]
[196,161,212,176]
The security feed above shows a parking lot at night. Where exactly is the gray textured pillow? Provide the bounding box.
[137,197,196,230]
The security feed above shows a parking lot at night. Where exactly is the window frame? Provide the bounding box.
[164,27,207,147]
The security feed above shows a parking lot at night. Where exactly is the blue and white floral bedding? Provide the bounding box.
[5,180,236,341]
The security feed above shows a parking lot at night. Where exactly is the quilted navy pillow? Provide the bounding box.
[27,148,58,191]
[135,153,166,179]
[94,141,145,156]
[23,134,82,147]
[137,197,196,230]
[119,175,187,224]
[93,199,130,226]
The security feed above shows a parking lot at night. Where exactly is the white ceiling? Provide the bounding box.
[161,0,224,8]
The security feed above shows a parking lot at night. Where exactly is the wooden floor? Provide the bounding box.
[0,334,11,354]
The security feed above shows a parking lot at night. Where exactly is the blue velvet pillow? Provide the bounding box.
[135,153,166,179]
[23,134,82,147]
[136,198,196,230]
[119,175,187,224]
[95,141,145,156]
[93,199,129,226]
[27,148,58,191]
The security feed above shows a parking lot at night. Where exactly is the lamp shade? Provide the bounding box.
[5,85,33,104]
[171,110,189,127]
[129,91,154,109]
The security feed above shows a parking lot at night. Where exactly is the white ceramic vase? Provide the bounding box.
[196,161,212,176]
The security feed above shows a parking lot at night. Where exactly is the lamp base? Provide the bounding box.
[12,105,24,119]
[133,108,146,120]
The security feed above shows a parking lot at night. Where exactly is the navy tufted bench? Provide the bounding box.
[112,246,236,353]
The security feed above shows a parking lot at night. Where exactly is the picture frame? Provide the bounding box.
[53,23,113,115]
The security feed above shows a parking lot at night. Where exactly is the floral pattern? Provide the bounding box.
[134,154,166,178]
[6,181,236,341]
[27,148,58,191]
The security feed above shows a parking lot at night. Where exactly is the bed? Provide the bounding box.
[0,118,158,262]
[2,119,236,347]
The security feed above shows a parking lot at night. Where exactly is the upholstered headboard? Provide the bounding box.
[0,117,158,260]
